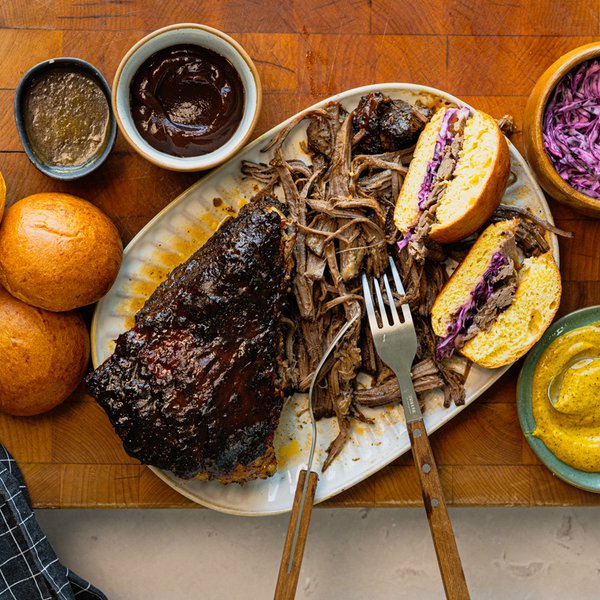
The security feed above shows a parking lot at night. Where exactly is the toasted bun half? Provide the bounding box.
[394,106,510,244]
[431,219,561,369]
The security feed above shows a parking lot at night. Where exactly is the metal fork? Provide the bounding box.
[362,257,470,600]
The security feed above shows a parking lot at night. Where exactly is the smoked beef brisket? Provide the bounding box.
[86,201,291,482]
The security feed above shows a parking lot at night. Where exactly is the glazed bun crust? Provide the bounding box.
[394,107,510,244]
[0,172,5,223]
[0,286,89,416]
[431,219,561,369]
[460,252,561,368]
[0,193,122,311]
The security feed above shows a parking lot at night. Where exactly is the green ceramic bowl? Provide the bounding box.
[517,306,600,494]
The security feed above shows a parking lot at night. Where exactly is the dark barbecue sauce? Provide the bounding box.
[129,44,245,157]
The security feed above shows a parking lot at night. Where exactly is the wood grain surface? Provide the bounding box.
[1,0,599,508]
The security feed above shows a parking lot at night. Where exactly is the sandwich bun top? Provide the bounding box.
[0,286,89,416]
[394,106,510,244]
[0,192,122,312]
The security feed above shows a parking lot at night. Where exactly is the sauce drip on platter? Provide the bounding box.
[532,322,600,472]
[129,44,245,157]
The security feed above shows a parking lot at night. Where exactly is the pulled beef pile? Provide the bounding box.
[242,93,466,470]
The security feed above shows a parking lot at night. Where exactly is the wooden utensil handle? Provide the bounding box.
[407,419,470,600]
[274,469,319,600]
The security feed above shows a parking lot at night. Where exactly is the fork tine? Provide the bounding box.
[372,276,390,327]
[388,257,413,325]
[388,256,406,295]
[382,274,401,324]
[361,273,382,331]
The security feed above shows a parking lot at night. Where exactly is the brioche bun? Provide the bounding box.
[0,172,5,223]
[395,107,510,243]
[459,252,560,368]
[432,219,561,369]
[0,286,89,416]
[0,193,122,311]
[431,219,520,334]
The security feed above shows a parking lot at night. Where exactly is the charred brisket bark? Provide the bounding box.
[86,201,292,482]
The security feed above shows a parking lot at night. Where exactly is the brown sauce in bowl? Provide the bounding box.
[23,68,111,167]
[129,44,245,157]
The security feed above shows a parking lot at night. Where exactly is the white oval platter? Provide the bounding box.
[92,83,559,516]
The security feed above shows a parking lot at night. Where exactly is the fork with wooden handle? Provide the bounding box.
[274,315,359,600]
[361,257,470,600]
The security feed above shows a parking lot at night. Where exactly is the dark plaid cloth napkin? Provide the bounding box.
[0,446,107,600]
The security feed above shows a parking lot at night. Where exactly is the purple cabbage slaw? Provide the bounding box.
[542,58,600,199]
[397,106,471,251]
[435,252,508,360]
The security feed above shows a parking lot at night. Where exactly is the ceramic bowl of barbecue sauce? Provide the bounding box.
[112,23,262,172]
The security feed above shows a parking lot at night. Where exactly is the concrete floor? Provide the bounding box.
[37,506,600,599]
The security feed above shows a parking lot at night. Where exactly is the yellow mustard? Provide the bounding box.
[531,322,600,472]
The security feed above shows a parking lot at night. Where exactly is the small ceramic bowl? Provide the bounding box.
[523,42,600,217]
[112,23,262,172]
[517,306,600,494]
[14,58,116,180]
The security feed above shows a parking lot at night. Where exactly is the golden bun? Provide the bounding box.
[0,172,5,223]
[394,107,510,244]
[0,192,122,311]
[0,286,89,416]
[431,220,561,369]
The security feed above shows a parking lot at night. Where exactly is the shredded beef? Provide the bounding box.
[352,92,431,154]
[405,110,469,263]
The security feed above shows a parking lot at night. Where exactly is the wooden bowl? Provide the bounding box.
[523,42,600,217]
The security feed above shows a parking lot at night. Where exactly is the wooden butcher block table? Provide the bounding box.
[1,0,599,509]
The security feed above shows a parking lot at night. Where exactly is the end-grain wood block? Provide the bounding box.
[139,467,199,508]
[59,464,141,507]
[257,93,317,136]
[51,401,137,465]
[374,35,447,91]
[0,153,197,243]
[371,0,447,34]
[236,33,300,92]
[0,90,19,151]
[558,281,600,317]
[63,30,146,84]
[0,29,63,88]
[476,370,519,404]
[447,0,599,36]
[324,465,453,507]
[0,413,53,463]
[529,466,600,506]
[20,464,63,508]
[557,220,600,282]
[290,0,370,34]
[430,403,524,466]
[296,34,376,97]
[448,36,596,96]
[452,466,530,506]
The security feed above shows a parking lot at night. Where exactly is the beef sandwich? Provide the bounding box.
[394,106,510,250]
[431,218,561,369]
